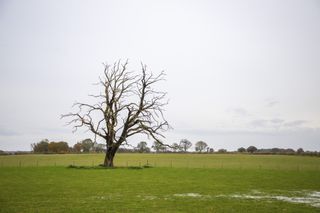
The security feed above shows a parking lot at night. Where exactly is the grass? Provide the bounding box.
[0,154,320,212]
[1,153,320,170]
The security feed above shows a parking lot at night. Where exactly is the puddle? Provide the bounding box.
[174,193,203,197]
[143,195,157,200]
[220,191,320,208]
[132,190,320,208]
[309,191,320,198]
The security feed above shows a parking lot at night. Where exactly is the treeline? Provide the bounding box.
[134,141,320,156]
[237,146,320,156]
[1,138,319,156]
[31,139,106,154]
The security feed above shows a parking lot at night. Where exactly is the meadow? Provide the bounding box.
[0,153,320,212]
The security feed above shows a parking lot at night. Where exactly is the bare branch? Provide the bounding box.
[62,60,170,167]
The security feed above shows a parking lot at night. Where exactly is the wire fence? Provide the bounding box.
[0,159,319,171]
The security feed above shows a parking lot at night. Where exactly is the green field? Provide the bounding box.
[1,154,320,212]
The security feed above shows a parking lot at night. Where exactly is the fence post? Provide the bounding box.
[19,160,21,167]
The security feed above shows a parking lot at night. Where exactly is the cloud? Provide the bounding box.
[283,120,308,127]
[266,100,279,108]
[249,119,308,130]
[175,126,319,137]
[270,118,284,124]
[250,119,269,128]
[230,107,250,116]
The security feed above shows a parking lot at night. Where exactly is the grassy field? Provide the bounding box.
[0,153,320,212]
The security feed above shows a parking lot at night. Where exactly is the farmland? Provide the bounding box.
[0,154,320,212]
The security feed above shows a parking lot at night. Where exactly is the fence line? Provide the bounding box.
[0,159,318,171]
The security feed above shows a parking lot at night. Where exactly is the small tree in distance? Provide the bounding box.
[195,141,208,153]
[136,141,150,153]
[152,141,166,153]
[237,147,246,153]
[31,139,49,153]
[80,138,94,152]
[171,143,180,152]
[179,139,192,152]
[247,146,258,154]
[218,149,227,153]
[73,142,82,153]
[297,148,304,154]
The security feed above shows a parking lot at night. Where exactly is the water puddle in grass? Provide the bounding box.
[173,193,212,199]
[219,190,320,208]
[134,190,320,208]
[174,193,203,197]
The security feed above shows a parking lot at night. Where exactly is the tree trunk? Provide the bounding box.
[103,146,117,167]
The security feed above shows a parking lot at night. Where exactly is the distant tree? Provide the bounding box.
[0,150,8,155]
[152,141,166,153]
[94,143,106,153]
[247,146,257,154]
[73,142,82,153]
[31,139,49,153]
[297,148,304,154]
[32,139,70,154]
[80,138,94,153]
[217,149,227,153]
[171,143,180,152]
[271,148,280,153]
[48,141,69,153]
[209,148,214,153]
[179,139,192,152]
[195,141,208,152]
[136,141,150,153]
[237,147,246,153]
[285,148,295,154]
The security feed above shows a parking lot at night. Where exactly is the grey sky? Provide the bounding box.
[1,0,320,151]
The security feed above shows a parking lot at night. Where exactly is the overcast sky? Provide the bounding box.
[1,0,320,151]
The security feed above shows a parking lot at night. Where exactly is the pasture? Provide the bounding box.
[0,154,320,212]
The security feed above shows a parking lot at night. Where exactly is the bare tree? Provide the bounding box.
[62,60,169,167]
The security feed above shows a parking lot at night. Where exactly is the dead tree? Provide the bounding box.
[62,60,169,167]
